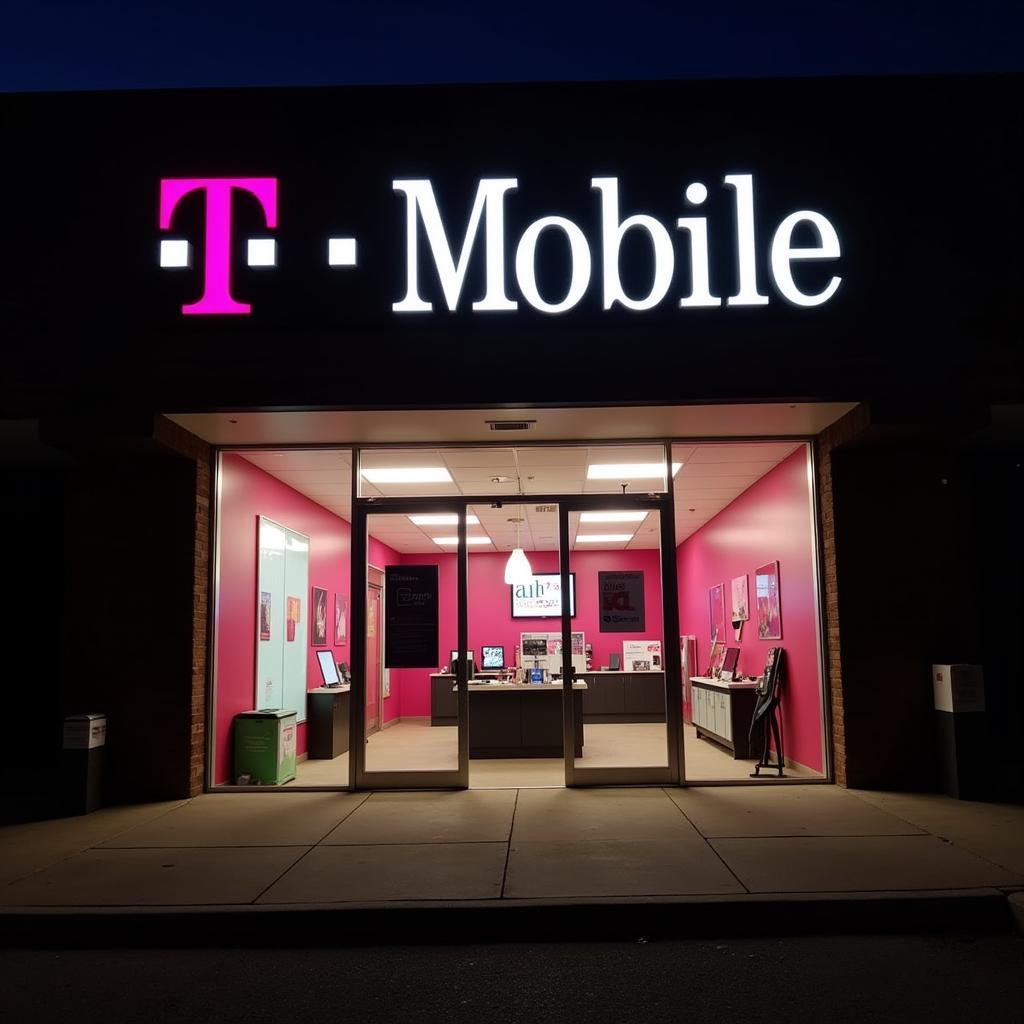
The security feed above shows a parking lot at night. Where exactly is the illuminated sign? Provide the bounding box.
[510,573,577,619]
[159,173,840,315]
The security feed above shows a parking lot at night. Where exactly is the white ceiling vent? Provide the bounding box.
[534,504,557,513]
[486,419,536,431]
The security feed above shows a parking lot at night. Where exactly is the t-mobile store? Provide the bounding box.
[3,75,1021,807]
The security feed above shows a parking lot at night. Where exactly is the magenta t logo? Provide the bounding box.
[159,177,278,314]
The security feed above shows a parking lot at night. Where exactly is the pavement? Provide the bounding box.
[1,784,1022,944]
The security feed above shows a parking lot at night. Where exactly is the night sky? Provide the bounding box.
[2,0,1022,92]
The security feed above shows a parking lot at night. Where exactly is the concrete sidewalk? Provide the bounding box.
[1,785,1022,942]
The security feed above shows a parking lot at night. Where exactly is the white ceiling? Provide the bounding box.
[238,440,803,551]
[170,401,853,446]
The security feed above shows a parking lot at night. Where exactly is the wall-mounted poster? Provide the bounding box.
[312,586,328,646]
[731,575,749,622]
[755,561,782,639]
[709,583,726,644]
[334,594,347,646]
[598,570,645,632]
[286,597,301,642]
[259,592,272,641]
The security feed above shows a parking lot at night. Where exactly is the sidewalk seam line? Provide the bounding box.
[662,787,750,894]
[500,789,520,899]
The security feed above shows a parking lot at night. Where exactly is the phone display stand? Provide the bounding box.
[749,647,786,778]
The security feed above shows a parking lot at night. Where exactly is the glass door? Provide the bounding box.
[559,495,683,786]
[351,500,470,789]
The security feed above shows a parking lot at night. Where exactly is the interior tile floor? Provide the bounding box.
[289,719,821,788]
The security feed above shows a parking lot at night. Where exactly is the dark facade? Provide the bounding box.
[1,74,1021,817]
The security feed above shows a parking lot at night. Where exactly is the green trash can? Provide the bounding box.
[234,709,297,785]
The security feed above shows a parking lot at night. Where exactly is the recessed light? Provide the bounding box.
[432,536,492,545]
[579,511,648,523]
[361,467,453,483]
[409,514,480,526]
[586,463,681,479]
[575,533,635,543]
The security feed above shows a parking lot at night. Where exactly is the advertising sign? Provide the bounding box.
[598,570,645,632]
[510,572,576,619]
[384,565,439,667]
[623,640,662,672]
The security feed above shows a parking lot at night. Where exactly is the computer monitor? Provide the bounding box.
[481,645,505,670]
[316,650,341,686]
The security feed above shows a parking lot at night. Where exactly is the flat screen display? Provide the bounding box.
[316,650,341,686]
[481,645,505,669]
[510,573,576,619]
[449,650,474,668]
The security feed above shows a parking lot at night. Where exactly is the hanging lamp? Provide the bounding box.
[503,511,534,585]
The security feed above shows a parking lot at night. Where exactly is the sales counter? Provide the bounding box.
[429,675,587,757]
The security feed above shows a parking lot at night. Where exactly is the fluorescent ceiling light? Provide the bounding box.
[409,514,480,526]
[579,511,648,523]
[575,533,635,543]
[587,463,680,480]
[362,467,453,483]
[433,536,492,545]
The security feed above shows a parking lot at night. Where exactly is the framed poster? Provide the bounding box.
[334,593,347,645]
[731,575,749,622]
[755,561,782,639]
[286,597,301,642]
[598,570,645,632]
[709,583,726,644]
[259,591,272,641]
[312,586,328,646]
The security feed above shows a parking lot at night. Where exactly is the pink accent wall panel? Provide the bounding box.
[676,447,823,772]
[214,454,399,784]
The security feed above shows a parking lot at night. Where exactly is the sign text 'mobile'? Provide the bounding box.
[159,174,842,316]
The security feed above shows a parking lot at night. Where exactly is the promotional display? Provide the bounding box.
[622,640,662,672]
[598,570,646,632]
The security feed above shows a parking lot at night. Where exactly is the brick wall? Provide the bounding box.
[814,403,871,787]
[154,416,212,797]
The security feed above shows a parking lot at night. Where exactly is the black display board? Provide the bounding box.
[598,570,646,632]
[384,565,439,668]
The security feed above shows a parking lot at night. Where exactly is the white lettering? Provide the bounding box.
[515,216,592,314]
[723,173,769,307]
[592,177,674,311]
[769,210,842,306]
[392,177,518,312]
[677,181,721,308]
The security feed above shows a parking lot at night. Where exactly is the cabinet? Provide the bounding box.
[431,674,458,726]
[306,687,351,759]
[689,677,757,759]
[577,672,666,723]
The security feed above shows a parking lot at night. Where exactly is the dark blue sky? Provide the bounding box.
[2,0,1022,92]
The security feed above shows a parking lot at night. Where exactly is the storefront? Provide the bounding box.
[2,74,1021,809]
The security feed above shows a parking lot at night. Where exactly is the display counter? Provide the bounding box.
[466,681,586,758]
[305,685,351,759]
[575,671,666,723]
[689,676,758,758]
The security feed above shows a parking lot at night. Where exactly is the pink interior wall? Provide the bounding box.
[675,447,823,772]
[214,454,399,784]
[392,549,665,718]
[368,536,402,725]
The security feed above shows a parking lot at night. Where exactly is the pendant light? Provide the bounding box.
[504,512,534,585]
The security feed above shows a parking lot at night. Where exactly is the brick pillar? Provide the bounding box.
[814,403,871,787]
[154,416,212,797]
